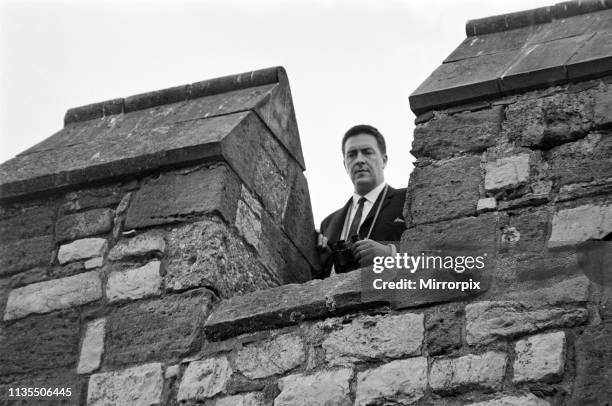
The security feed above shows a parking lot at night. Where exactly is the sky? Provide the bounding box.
[0,0,556,225]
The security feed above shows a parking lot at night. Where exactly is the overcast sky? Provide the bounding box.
[0,0,554,225]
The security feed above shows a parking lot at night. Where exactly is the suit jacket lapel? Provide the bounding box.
[328,198,352,243]
[360,186,395,237]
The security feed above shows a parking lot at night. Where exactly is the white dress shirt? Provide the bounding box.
[340,182,387,240]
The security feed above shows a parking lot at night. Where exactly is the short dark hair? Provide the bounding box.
[342,124,387,155]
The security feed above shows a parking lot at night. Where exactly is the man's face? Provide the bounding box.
[343,133,387,195]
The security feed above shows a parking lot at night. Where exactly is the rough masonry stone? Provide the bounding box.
[429,351,507,392]
[548,133,612,186]
[485,153,531,191]
[4,271,102,320]
[275,368,353,406]
[513,331,565,383]
[355,357,427,406]
[84,256,104,269]
[215,392,264,406]
[232,333,305,379]
[234,185,263,248]
[571,323,612,404]
[405,155,481,224]
[467,393,551,406]
[322,313,423,366]
[105,289,213,367]
[411,107,503,159]
[57,237,108,264]
[77,318,106,374]
[55,208,113,242]
[106,260,162,302]
[108,230,165,260]
[178,357,233,401]
[0,310,80,375]
[477,197,497,212]
[548,203,612,248]
[87,363,164,406]
[0,235,54,276]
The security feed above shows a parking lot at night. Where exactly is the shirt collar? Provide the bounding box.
[352,182,386,205]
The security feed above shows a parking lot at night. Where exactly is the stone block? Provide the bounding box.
[55,208,113,242]
[547,133,612,186]
[108,230,165,260]
[77,318,106,374]
[502,89,594,148]
[0,203,55,244]
[234,186,263,248]
[513,331,565,383]
[477,197,497,212]
[275,368,353,406]
[425,305,464,355]
[177,357,233,401]
[484,153,530,191]
[104,289,213,367]
[232,334,305,379]
[405,156,481,225]
[57,237,108,264]
[445,25,536,62]
[0,234,53,276]
[570,324,612,405]
[467,393,551,406]
[87,363,164,406]
[593,84,612,127]
[499,206,550,252]
[548,203,612,248]
[355,357,427,406]
[84,256,104,269]
[125,164,241,228]
[4,271,102,320]
[429,351,507,392]
[567,31,612,81]
[0,310,79,375]
[466,302,586,345]
[164,218,276,299]
[61,183,134,214]
[106,260,162,302]
[322,313,423,366]
[215,392,264,406]
[412,107,503,159]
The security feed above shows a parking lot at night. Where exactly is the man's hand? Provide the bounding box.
[316,231,332,264]
[352,239,392,266]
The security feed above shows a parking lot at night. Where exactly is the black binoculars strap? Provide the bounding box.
[365,184,388,239]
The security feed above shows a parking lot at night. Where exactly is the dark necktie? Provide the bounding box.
[347,197,366,238]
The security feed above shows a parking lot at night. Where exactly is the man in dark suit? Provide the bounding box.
[316,124,406,278]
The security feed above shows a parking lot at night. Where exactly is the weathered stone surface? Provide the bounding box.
[108,230,165,260]
[275,368,353,406]
[467,393,551,406]
[215,392,265,406]
[412,107,503,159]
[232,334,305,379]
[499,206,551,252]
[106,260,162,302]
[571,323,612,405]
[84,256,104,269]
[0,235,53,276]
[77,318,106,374]
[60,183,136,214]
[234,186,263,248]
[177,357,233,401]
[322,313,423,366]
[505,275,590,306]
[87,363,164,406]
[355,357,427,406]
[593,85,612,127]
[164,218,276,298]
[425,305,464,355]
[477,197,497,212]
[55,208,113,242]
[548,203,612,248]
[502,89,595,148]
[57,237,108,264]
[0,310,79,375]
[429,351,507,392]
[466,302,586,345]
[513,331,565,383]
[104,289,213,367]
[0,203,55,244]
[125,164,241,228]
[4,271,102,320]
[484,153,530,191]
[405,155,481,225]
[547,133,612,186]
